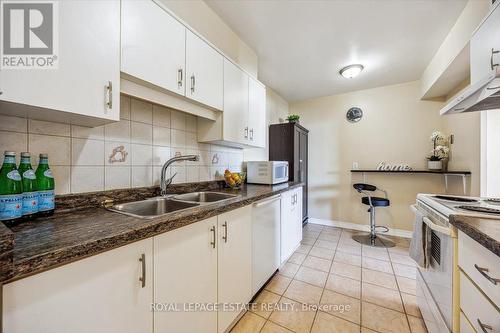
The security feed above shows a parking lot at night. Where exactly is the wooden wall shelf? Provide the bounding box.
[350,170,471,194]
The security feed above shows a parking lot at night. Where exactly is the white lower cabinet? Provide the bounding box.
[2,190,300,333]
[280,187,303,264]
[154,217,218,333]
[153,206,252,333]
[3,238,153,333]
[217,206,253,333]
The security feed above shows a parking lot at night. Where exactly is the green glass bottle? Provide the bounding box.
[18,152,39,220]
[35,153,55,217]
[0,151,23,225]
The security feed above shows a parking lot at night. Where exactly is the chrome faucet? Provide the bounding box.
[160,154,199,196]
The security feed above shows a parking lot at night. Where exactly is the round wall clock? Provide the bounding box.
[346,107,363,123]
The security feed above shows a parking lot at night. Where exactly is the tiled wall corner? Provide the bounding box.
[0,94,244,194]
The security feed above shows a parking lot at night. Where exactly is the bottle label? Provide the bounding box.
[43,170,54,178]
[20,157,30,163]
[39,158,49,165]
[22,169,36,180]
[0,194,23,220]
[3,156,16,164]
[22,192,39,215]
[38,190,55,212]
[7,170,21,181]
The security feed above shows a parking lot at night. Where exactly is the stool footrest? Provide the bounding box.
[374,225,389,233]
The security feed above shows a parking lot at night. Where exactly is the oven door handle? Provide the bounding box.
[410,204,452,236]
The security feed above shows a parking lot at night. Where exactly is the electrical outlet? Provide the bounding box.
[352,162,359,170]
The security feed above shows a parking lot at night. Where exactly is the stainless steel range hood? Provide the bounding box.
[440,70,500,115]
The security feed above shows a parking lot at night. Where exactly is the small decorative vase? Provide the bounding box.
[427,160,443,171]
[441,158,449,172]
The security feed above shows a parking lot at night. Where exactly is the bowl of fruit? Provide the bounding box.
[224,170,246,189]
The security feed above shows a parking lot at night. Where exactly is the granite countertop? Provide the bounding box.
[449,214,500,257]
[0,181,304,283]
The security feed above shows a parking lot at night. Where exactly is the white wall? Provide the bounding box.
[290,80,479,231]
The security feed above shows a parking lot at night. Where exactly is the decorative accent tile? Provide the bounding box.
[108,145,129,164]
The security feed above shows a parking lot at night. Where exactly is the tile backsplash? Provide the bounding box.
[0,95,243,194]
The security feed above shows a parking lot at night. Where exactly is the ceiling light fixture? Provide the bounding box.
[339,64,364,79]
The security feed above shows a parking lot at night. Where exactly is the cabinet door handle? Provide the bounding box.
[491,48,499,71]
[250,128,254,141]
[210,226,216,248]
[178,68,183,87]
[106,81,113,109]
[244,127,248,139]
[474,264,500,285]
[139,253,146,288]
[190,75,196,94]
[477,319,493,333]
[222,222,228,243]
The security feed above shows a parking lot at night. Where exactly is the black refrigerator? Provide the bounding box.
[269,122,309,224]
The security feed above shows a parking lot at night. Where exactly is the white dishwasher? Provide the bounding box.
[252,195,281,294]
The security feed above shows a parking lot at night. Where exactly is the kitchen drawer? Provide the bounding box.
[458,231,500,307]
[460,271,500,333]
[460,311,476,333]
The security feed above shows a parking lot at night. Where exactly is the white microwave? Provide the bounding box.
[247,161,289,185]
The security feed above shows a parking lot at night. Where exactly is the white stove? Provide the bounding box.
[413,193,500,333]
[417,194,500,218]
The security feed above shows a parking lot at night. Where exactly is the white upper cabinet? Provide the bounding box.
[3,238,153,333]
[121,0,186,96]
[0,0,120,126]
[198,61,266,148]
[470,5,500,84]
[248,78,267,148]
[186,30,224,110]
[223,59,249,145]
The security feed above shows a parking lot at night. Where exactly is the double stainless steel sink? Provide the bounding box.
[108,192,238,219]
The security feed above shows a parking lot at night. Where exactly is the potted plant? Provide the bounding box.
[286,114,300,124]
[428,131,450,170]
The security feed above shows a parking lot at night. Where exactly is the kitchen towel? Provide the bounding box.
[409,205,431,268]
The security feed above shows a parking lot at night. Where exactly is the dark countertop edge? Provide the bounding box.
[449,214,500,257]
[1,182,305,284]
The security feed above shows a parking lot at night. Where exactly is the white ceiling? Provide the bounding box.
[205,0,468,102]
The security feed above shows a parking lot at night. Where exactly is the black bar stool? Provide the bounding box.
[352,183,395,248]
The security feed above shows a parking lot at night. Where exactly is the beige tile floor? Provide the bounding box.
[230,223,427,333]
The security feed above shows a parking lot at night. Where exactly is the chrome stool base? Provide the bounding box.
[352,233,396,248]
